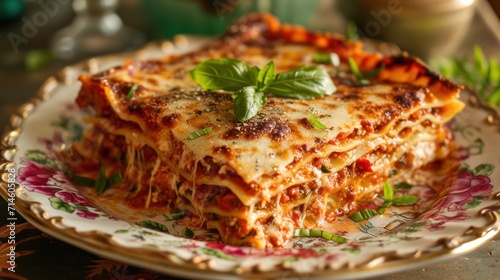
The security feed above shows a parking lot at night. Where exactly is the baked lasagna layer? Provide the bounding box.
[67,14,464,248]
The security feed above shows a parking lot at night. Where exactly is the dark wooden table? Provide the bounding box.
[1,1,499,279]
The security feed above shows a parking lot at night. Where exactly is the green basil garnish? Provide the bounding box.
[190,58,336,122]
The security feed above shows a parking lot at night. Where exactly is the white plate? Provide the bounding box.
[1,37,500,280]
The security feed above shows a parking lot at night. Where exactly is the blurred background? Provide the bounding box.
[0,0,499,65]
[0,1,500,280]
[0,0,499,128]
[1,0,499,141]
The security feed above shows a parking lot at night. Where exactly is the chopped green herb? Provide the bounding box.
[345,21,359,42]
[383,181,394,201]
[25,50,53,71]
[169,209,189,220]
[350,181,420,222]
[392,195,420,206]
[432,45,500,106]
[129,185,138,192]
[69,166,124,195]
[321,165,331,173]
[378,181,394,214]
[389,169,398,177]
[107,172,123,186]
[348,57,364,81]
[309,114,327,130]
[188,127,212,139]
[66,171,95,187]
[313,53,340,67]
[127,84,139,100]
[394,182,412,191]
[349,208,378,222]
[293,229,348,243]
[348,57,383,84]
[182,228,195,238]
[95,165,107,195]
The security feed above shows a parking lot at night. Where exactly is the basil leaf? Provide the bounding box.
[189,58,258,91]
[188,127,212,140]
[257,61,276,90]
[266,66,336,99]
[232,86,267,122]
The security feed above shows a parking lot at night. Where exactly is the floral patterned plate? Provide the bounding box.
[1,37,500,280]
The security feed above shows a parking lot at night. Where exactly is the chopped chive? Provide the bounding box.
[349,208,378,222]
[313,53,340,67]
[348,57,364,81]
[107,172,123,186]
[169,209,189,220]
[394,182,412,191]
[348,57,382,83]
[389,169,398,177]
[313,53,331,64]
[66,171,96,187]
[95,165,107,195]
[378,181,394,214]
[392,195,420,206]
[377,200,392,215]
[345,21,359,42]
[188,127,212,139]
[293,228,348,243]
[182,228,195,238]
[383,181,394,201]
[321,165,331,173]
[127,84,139,100]
[309,114,327,130]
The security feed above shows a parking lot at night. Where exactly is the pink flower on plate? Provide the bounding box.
[76,209,100,220]
[205,242,248,257]
[55,191,93,207]
[38,132,64,161]
[19,158,96,208]
[420,170,494,231]
[18,159,58,190]
[438,171,493,212]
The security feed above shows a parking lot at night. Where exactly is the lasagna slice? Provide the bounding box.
[66,14,464,248]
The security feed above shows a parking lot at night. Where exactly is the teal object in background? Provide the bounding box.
[0,0,25,22]
[142,0,320,39]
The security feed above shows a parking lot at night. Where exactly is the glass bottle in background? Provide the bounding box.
[51,0,144,61]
